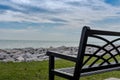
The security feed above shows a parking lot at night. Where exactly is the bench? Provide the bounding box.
[46,26,120,80]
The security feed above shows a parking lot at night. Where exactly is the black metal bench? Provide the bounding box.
[46,26,120,80]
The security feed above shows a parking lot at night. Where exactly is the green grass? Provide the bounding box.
[0,59,120,80]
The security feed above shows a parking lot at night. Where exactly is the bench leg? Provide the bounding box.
[49,56,55,80]
[49,73,54,80]
[71,75,80,80]
[68,77,80,80]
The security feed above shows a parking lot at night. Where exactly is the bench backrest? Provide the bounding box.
[76,26,120,74]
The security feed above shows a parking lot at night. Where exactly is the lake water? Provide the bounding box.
[0,40,79,49]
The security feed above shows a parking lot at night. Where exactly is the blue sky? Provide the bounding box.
[0,0,120,41]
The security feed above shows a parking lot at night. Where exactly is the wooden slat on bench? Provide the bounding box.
[81,66,120,77]
[55,67,74,76]
[54,68,74,79]
[54,64,120,78]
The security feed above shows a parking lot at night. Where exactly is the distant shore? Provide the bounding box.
[0,46,78,62]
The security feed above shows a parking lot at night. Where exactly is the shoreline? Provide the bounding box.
[0,46,78,62]
[0,45,114,62]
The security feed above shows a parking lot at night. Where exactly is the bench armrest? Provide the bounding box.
[46,51,77,62]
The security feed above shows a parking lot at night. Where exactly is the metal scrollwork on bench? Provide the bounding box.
[83,34,120,68]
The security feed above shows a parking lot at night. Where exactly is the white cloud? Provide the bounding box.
[0,27,39,33]
[11,0,31,4]
[0,27,43,40]
[1,0,120,24]
[0,27,78,41]
[1,0,120,32]
[0,10,54,23]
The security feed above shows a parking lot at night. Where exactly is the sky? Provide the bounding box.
[0,0,120,41]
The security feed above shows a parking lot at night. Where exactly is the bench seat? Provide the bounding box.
[54,65,120,78]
